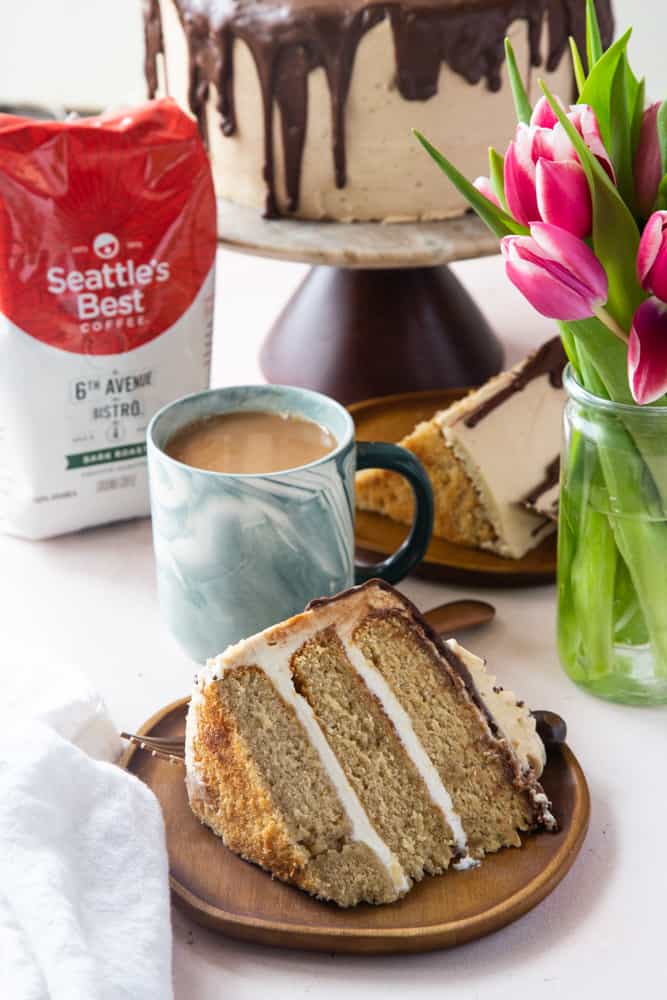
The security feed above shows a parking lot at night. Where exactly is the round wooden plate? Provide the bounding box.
[350,389,558,587]
[122,698,589,955]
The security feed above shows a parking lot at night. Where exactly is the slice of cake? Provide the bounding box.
[185,580,555,907]
[356,338,567,559]
[144,0,613,221]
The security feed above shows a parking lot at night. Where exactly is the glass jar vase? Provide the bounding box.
[558,366,667,705]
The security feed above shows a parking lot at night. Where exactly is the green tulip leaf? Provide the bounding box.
[579,29,632,157]
[586,0,604,69]
[631,77,646,163]
[504,38,532,124]
[413,130,528,238]
[657,100,667,175]
[488,147,507,209]
[655,174,667,212]
[569,37,587,96]
[540,81,642,330]
[562,317,632,403]
[609,54,637,212]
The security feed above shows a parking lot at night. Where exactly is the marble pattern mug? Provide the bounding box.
[148,385,433,661]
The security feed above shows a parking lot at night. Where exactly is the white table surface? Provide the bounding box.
[2,249,664,999]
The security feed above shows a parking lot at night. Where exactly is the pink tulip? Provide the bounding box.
[504,128,541,224]
[501,222,608,321]
[503,103,613,236]
[637,211,667,303]
[563,105,615,180]
[628,298,667,404]
[473,176,501,208]
[536,159,592,237]
[635,102,664,218]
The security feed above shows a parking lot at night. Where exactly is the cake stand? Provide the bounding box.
[217,199,501,404]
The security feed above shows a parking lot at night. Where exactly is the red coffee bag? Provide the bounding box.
[0,99,216,538]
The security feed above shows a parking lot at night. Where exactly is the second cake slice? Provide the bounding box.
[356,338,567,559]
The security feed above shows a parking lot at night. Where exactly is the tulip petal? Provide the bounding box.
[648,244,667,304]
[635,102,663,218]
[530,95,561,129]
[531,127,557,163]
[568,105,616,181]
[536,159,592,238]
[637,211,667,301]
[549,122,578,163]
[628,298,667,404]
[529,222,608,304]
[503,257,599,320]
[504,128,540,225]
[473,176,501,208]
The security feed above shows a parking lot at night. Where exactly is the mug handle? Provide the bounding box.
[354,441,434,585]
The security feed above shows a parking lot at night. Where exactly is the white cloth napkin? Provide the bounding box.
[0,666,173,1000]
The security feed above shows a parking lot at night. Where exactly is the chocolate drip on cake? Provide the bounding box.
[143,0,614,218]
[524,456,560,511]
[523,455,561,533]
[464,336,567,429]
[523,456,561,507]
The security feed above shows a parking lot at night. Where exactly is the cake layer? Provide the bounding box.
[291,626,459,880]
[145,0,613,221]
[186,581,554,906]
[352,610,543,856]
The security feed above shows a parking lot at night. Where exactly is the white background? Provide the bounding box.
[0,0,665,108]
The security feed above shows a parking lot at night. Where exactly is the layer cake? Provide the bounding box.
[185,580,555,907]
[143,0,613,220]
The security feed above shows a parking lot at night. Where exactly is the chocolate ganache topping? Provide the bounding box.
[143,0,614,217]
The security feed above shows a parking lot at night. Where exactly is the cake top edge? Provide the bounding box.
[434,336,567,432]
[207,579,408,671]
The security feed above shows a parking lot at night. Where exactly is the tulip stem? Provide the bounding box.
[592,306,629,345]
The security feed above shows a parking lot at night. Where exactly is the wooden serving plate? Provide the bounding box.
[350,389,558,587]
[122,698,589,955]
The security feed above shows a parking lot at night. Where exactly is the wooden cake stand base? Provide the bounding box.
[218,200,502,403]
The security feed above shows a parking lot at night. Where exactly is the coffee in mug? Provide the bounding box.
[165,410,337,474]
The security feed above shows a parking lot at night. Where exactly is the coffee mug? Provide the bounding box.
[147,385,433,662]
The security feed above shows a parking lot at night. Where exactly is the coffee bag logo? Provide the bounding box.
[93,233,120,260]
[0,101,217,355]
